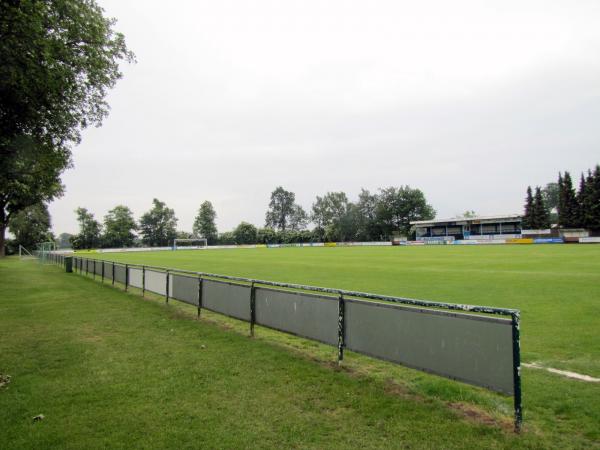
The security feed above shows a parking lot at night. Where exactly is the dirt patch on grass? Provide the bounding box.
[0,373,11,389]
[448,402,513,432]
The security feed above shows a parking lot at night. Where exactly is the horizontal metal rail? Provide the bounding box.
[83,259,518,317]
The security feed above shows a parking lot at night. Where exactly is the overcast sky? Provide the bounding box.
[48,0,600,234]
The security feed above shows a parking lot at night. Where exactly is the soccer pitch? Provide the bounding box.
[87,244,600,377]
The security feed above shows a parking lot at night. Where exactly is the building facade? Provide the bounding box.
[411,214,523,241]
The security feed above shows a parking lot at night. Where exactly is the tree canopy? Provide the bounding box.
[193,201,218,244]
[103,205,137,248]
[139,199,178,247]
[71,207,101,249]
[233,222,258,244]
[8,203,53,251]
[0,0,134,255]
[265,187,307,232]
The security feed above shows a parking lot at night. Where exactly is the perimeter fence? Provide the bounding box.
[45,253,523,431]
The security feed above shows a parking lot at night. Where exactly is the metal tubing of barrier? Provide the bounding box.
[165,270,169,303]
[337,294,345,364]
[112,263,115,286]
[93,260,96,280]
[197,277,203,318]
[125,264,129,291]
[142,266,146,297]
[250,282,256,337]
[512,312,523,433]
[115,262,517,317]
[101,260,104,283]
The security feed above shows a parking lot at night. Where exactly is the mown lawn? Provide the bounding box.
[1,256,599,448]
[85,245,600,377]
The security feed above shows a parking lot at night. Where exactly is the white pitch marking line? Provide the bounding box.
[523,363,600,382]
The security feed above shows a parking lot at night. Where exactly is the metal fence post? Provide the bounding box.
[101,260,104,283]
[93,260,96,280]
[125,264,129,291]
[112,263,115,286]
[85,259,89,276]
[197,277,203,318]
[165,270,169,303]
[512,311,523,433]
[142,266,146,297]
[250,282,256,337]
[337,294,345,364]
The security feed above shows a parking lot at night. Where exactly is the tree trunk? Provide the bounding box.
[0,223,6,257]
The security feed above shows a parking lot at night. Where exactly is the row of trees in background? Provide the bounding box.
[523,165,600,230]
[65,185,434,249]
[263,186,435,243]
[69,199,218,250]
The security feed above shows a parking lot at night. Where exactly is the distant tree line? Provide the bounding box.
[68,199,218,250]
[62,185,434,249]
[523,164,600,230]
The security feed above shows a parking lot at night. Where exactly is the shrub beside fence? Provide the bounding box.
[44,253,523,432]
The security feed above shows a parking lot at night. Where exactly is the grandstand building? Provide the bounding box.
[411,214,523,241]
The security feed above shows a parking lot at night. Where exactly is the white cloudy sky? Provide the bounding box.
[49,0,600,234]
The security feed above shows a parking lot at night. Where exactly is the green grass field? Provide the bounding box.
[85,245,600,377]
[2,245,599,448]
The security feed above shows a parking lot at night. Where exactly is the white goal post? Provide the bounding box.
[19,245,36,260]
[172,238,208,250]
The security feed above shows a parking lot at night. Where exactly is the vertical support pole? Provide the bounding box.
[197,277,203,318]
[142,266,146,297]
[85,259,88,276]
[337,293,345,364]
[250,282,256,337]
[112,263,115,286]
[93,260,96,280]
[101,260,104,283]
[125,264,129,291]
[165,270,170,303]
[512,311,523,433]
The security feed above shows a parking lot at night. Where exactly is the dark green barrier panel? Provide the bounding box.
[169,274,199,306]
[103,262,114,281]
[114,264,127,285]
[254,287,339,346]
[344,299,514,394]
[202,279,251,321]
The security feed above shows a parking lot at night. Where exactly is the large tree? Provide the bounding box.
[288,204,309,231]
[8,203,53,251]
[139,199,178,247]
[532,187,550,229]
[265,187,301,231]
[71,207,101,249]
[355,189,380,241]
[585,165,600,230]
[558,172,579,228]
[0,0,134,256]
[193,201,218,244]
[311,192,349,240]
[103,205,137,248]
[522,186,534,229]
[375,186,435,238]
[542,182,559,212]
